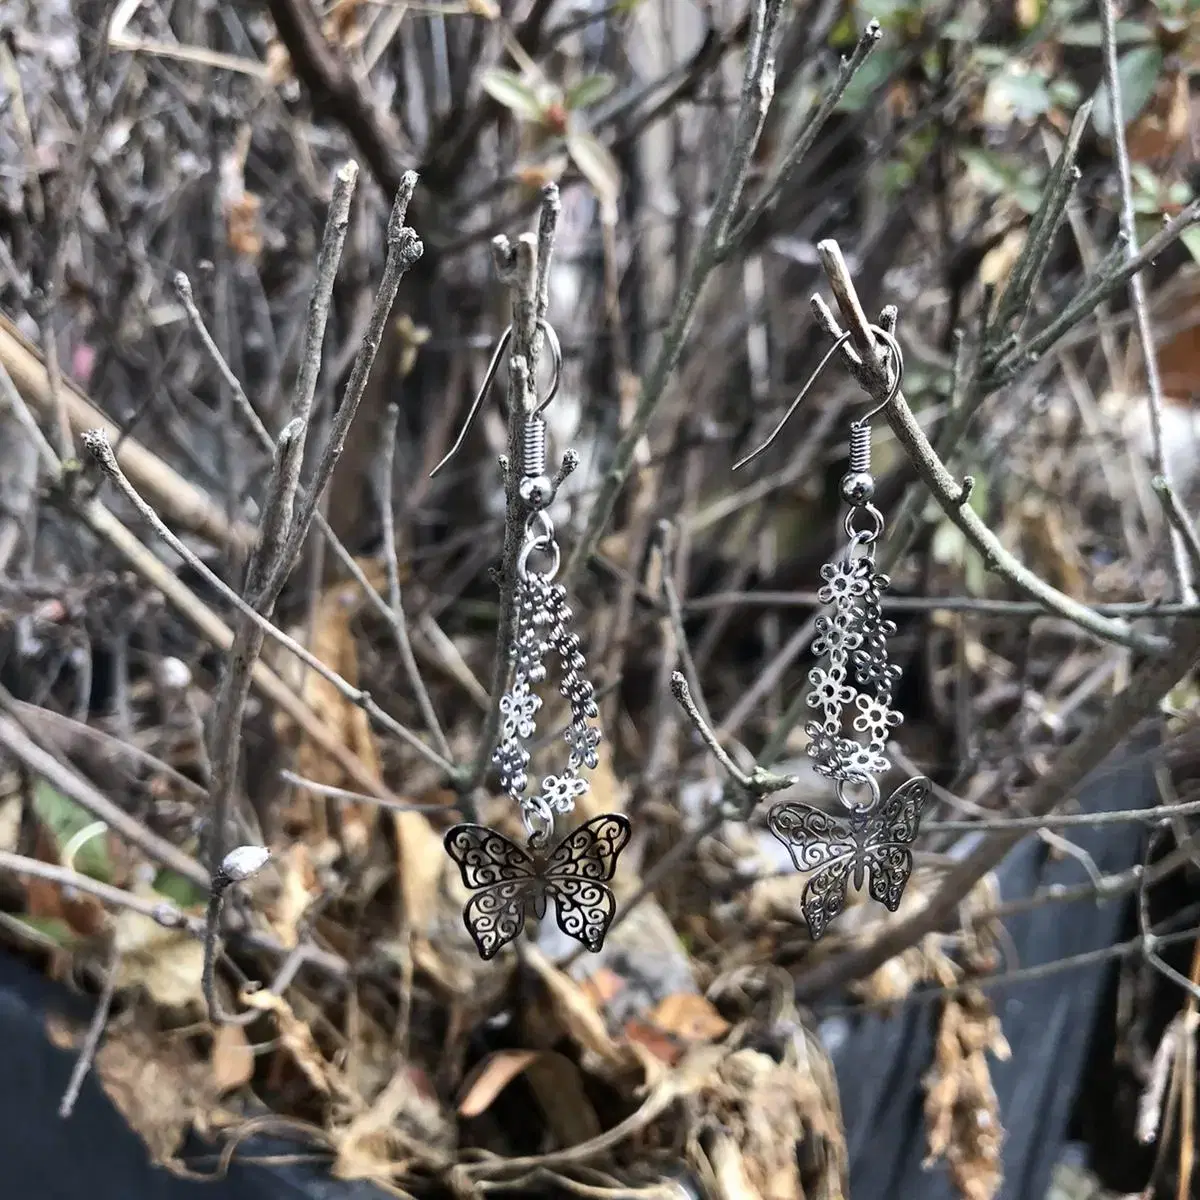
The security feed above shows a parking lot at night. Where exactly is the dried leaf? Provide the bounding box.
[93,1019,214,1165]
[242,988,339,1097]
[226,192,262,258]
[522,945,639,1077]
[923,986,1010,1200]
[272,579,378,851]
[211,1022,254,1093]
[650,993,731,1043]
[113,881,205,1009]
[458,1049,541,1117]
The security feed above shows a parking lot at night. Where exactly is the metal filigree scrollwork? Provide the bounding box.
[432,319,628,960]
[443,813,632,959]
[735,325,931,940]
[768,777,930,940]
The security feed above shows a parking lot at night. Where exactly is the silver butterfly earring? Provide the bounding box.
[734,326,930,940]
[431,321,630,960]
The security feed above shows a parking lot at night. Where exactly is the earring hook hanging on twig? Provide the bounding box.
[732,325,905,472]
[430,319,563,477]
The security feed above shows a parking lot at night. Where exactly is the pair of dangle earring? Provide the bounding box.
[431,321,630,961]
[735,327,931,940]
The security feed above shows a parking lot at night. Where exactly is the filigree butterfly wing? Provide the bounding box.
[444,824,539,960]
[541,813,632,952]
[767,803,858,940]
[858,776,931,912]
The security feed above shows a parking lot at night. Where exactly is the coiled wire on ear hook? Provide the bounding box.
[732,325,905,472]
[429,319,563,478]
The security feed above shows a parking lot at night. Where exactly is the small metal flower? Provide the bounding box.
[817,557,870,606]
[853,693,902,743]
[565,722,601,771]
[500,677,541,740]
[541,771,589,814]
[807,666,854,711]
[812,616,862,660]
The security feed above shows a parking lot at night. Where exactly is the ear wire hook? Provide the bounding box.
[731,325,905,471]
[430,319,563,477]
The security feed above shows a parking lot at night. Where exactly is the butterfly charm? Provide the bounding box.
[767,776,930,940]
[443,813,632,960]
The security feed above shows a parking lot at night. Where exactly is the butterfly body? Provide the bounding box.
[444,813,631,960]
[768,776,930,940]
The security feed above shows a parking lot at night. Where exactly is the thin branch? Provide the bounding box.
[813,244,1168,655]
[1139,823,1200,1005]
[1154,476,1200,583]
[80,430,454,776]
[1099,0,1197,602]
[0,712,207,887]
[59,950,121,1119]
[459,184,559,794]
[563,0,787,583]
[377,401,452,760]
[0,849,201,933]
[263,172,423,602]
[923,795,1200,833]
[722,20,882,258]
[176,265,472,718]
[279,769,462,815]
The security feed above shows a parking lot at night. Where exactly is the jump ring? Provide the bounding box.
[844,503,885,544]
[836,773,881,814]
[517,534,561,582]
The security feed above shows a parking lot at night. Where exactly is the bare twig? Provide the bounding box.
[280,769,461,815]
[459,187,560,794]
[1099,0,1198,602]
[59,950,122,1120]
[264,172,423,601]
[563,0,787,582]
[722,20,882,258]
[0,712,207,887]
[80,431,452,775]
[814,244,1168,655]
[1155,476,1200,583]
[378,401,452,760]
[0,849,201,933]
[202,846,271,1027]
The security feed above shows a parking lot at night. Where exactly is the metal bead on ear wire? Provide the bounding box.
[734,326,931,940]
[430,321,629,961]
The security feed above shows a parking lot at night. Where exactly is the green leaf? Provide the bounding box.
[829,12,859,47]
[835,48,899,112]
[481,68,546,122]
[989,68,1052,122]
[1174,220,1200,260]
[152,868,207,909]
[565,73,616,111]
[959,147,1045,213]
[1057,20,1153,46]
[1092,45,1163,138]
[12,914,81,949]
[33,780,112,882]
[566,131,621,224]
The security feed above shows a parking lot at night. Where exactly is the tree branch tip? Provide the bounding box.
[80,428,116,468]
[336,161,360,186]
[862,18,882,42]
[172,271,193,299]
[669,670,689,701]
[958,476,976,506]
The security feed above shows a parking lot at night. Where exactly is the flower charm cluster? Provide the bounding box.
[493,571,601,822]
[805,550,903,782]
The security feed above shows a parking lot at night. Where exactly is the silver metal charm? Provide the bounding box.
[432,320,625,959]
[443,813,631,959]
[735,326,930,939]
